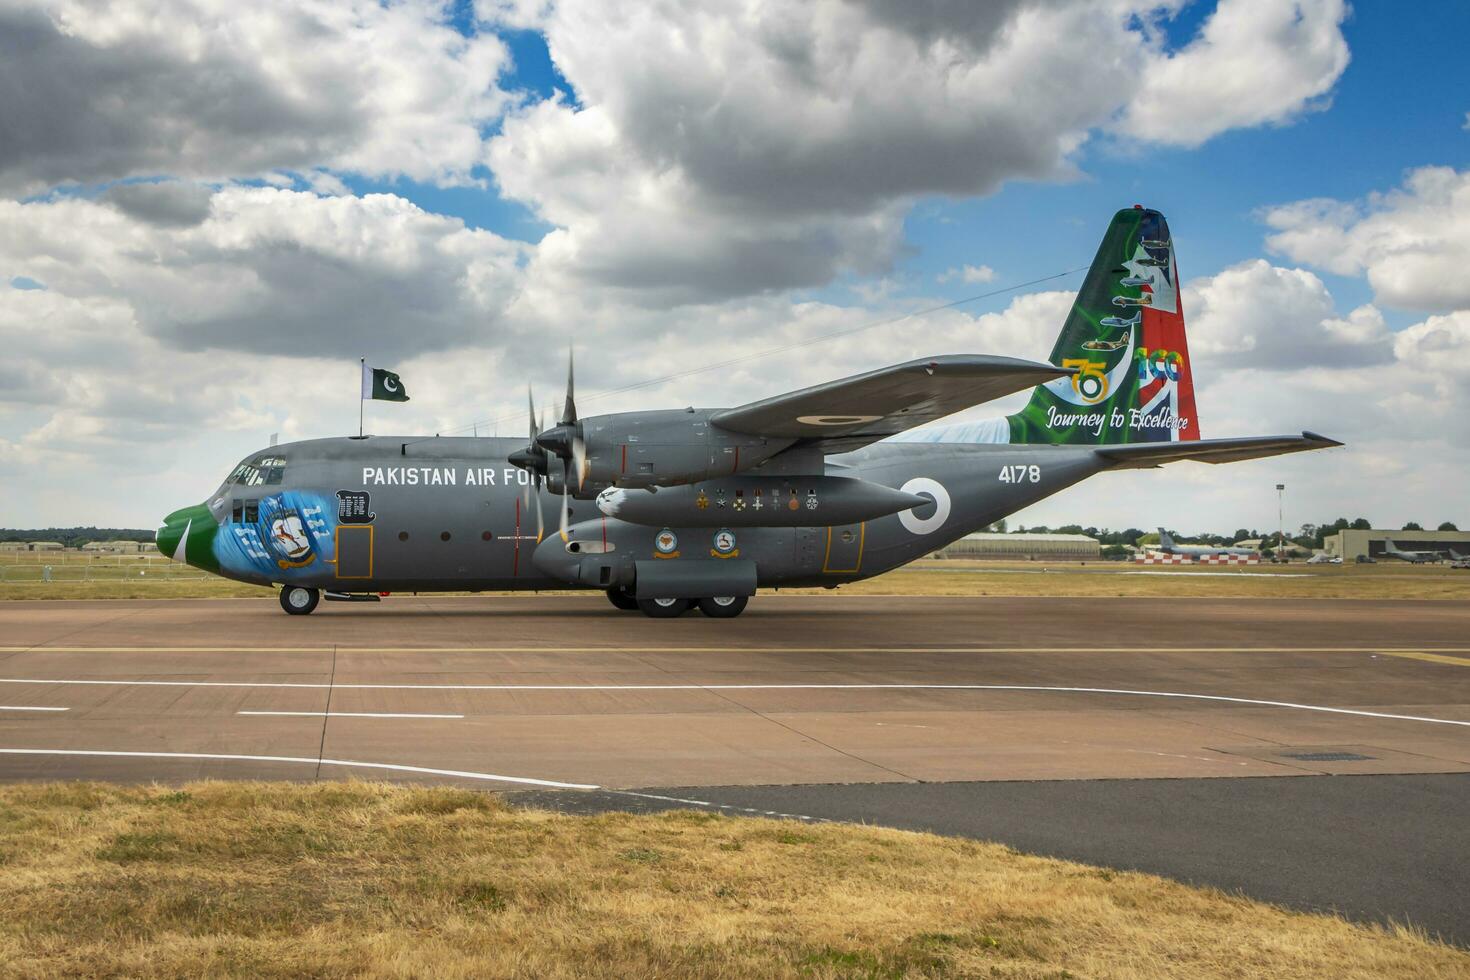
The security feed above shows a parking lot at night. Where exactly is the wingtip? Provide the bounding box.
[1302,430,1345,448]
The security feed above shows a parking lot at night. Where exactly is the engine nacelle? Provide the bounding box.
[573,410,796,496]
[595,475,928,528]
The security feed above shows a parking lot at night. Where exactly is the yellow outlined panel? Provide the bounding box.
[334,525,374,579]
[822,523,865,574]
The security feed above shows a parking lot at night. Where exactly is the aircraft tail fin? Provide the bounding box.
[1006,205,1200,446]
[1157,527,1175,550]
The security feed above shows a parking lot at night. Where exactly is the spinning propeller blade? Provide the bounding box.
[560,347,577,427]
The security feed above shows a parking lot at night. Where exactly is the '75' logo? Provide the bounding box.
[1061,358,1109,403]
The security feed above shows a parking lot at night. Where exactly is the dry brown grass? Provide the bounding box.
[794,560,1470,600]
[0,580,272,600]
[0,781,1462,978]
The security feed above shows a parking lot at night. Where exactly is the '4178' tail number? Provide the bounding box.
[998,465,1041,484]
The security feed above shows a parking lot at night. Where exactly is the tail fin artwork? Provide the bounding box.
[890,205,1201,447]
[1007,205,1199,445]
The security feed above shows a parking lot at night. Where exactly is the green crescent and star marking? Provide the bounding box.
[363,365,410,402]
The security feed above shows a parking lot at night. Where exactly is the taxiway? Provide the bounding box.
[2,593,1467,938]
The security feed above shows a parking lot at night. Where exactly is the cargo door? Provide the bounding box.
[335,525,374,579]
[823,523,864,574]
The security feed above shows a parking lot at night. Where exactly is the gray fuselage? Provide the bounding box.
[185,435,1111,593]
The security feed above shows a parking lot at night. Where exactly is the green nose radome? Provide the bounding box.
[156,503,220,571]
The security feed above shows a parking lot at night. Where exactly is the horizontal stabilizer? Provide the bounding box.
[713,355,1072,451]
[1094,431,1342,469]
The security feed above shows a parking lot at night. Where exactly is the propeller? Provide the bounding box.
[534,348,586,540]
[506,387,547,540]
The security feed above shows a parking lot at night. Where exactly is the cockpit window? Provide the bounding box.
[255,456,287,485]
[228,463,262,486]
[228,456,287,487]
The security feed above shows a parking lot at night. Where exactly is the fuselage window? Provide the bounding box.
[242,501,259,523]
[231,501,243,523]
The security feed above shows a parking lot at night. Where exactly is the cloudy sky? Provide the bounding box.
[2,0,1467,536]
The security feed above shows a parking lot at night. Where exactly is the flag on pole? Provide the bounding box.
[361,363,410,402]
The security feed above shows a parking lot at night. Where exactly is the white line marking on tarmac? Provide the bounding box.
[612,790,819,822]
[5,646,1469,654]
[2,678,1466,728]
[0,749,595,789]
[0,749,822,821]
[237,711,464,719]
[0,705,67,712]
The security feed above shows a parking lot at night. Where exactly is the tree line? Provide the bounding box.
[0,528,156,548]
[991,517,1461,549]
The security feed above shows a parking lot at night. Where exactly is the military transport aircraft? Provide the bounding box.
[1150,528,1260,559]
[156,206,1340,618]
[1381,540,1444,564]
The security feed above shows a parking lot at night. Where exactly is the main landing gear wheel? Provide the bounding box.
[280,586,320,616]
[637,597,691,618]
[697,595,748,618]
[606,589,640,611]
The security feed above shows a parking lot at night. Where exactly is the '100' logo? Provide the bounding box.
[1136,347,1183,382]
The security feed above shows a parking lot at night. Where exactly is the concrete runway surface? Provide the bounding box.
[1,594,1467,938]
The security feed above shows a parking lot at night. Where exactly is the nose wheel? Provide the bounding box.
[279,586,320,615]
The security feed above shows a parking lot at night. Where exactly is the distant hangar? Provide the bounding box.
[1324,528,1470,560]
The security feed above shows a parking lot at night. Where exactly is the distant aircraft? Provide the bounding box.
[1152,527,1258,559]
[1381,540,1444,563]
[1306,552,1341,564]
[155,206,1339,617]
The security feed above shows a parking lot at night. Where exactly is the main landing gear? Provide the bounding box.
[695,595,748,618]
[280,585,320,615]
[613,593,749,618]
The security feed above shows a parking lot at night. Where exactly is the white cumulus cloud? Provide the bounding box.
[939,264,998,285]
[1263,166,1470,313]
[1184,259,1392,368]
[485,0,1352,303]
[1118,0,1350,146]
[0,0,511,197]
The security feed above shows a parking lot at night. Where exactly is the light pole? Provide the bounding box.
[1276,483,1286,559]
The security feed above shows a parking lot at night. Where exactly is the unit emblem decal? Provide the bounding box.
[711,528,739,558]
[268,512,316,569]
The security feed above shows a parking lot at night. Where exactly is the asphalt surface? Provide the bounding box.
[1,593,1467,943]
[509,773,1470,946]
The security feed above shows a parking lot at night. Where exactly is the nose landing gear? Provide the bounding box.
[279,586,320,615]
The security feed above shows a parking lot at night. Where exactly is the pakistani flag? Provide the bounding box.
[361,363,410,402]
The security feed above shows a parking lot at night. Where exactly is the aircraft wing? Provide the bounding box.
[711,355,1072,452]
[1094,431,1342,469]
